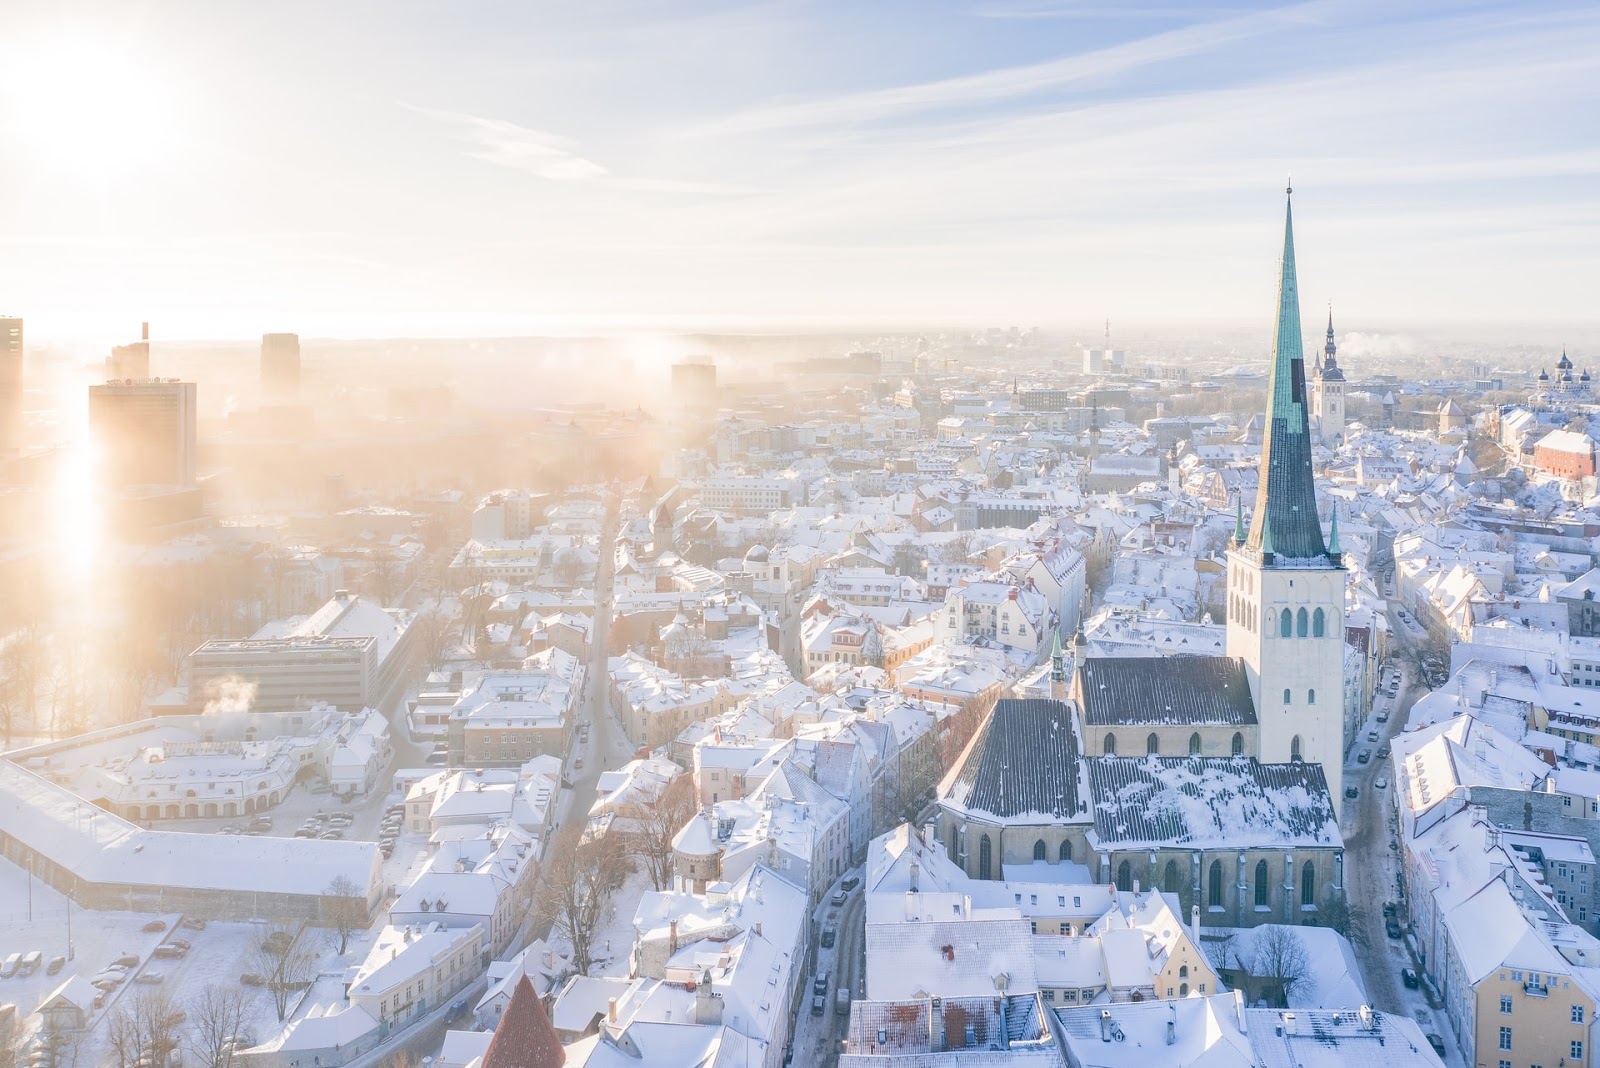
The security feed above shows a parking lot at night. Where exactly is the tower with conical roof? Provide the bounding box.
[1225,185,1347,801]
[1309,305,1345,445]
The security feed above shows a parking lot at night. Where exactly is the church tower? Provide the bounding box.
[1226,186,1347,801]
[1308,307,1345,445]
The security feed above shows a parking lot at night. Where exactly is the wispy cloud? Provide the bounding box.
[404,104,608,181]
[694,0,1329,136]
[970,1,1241,19]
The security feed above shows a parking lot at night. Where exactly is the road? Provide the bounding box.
[787,875,866,1068]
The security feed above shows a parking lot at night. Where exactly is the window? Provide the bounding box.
[1147,733,1160,755]
[1501,996,1513,1014]
[1179,982,1189,997]
[1302,861,1315,907]
[1117,860,1132,892]
[1104,733,1117,756]
[1283,688,1292,705]
[1280,609,1292,637]
[1290,736,1302,761]
[1297,607,1308,637]
[1499,1061,1511,1068]
[1164,859,1181,895]
[1059,840,1072,862]
[1189,733,1202,755]
[1574,1040,1585,1060]
[979,835,992,880]
[1042,989,1054,1002]
[1179,965,1189,978]
[1307,689,1315,705]
[1034,839,1047,861]
[1208,861,1223,908]
[1574,1005,1587,1023]
[1254,859,1269,908]
[1232,732,1244,756]
[1500,1026,1512,1051]
[1313,607,1326,637]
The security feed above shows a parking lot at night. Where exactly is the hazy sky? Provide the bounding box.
[1,0,1596,344]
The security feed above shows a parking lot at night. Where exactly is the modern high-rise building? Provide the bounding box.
[671,358,717,411]
[261,332,301,399]
[87,378,198,485]
[0,316,21,446]
[107,322,152,380]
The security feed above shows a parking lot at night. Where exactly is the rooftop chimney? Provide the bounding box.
[1358,1005,1374,1030]
[1099,1010,1114,1043]
[608,997,618,1024]
[141,321,149,341]
[1166,1004,1176,1046]
[1283,1012,1297,1035]
[910,861,920,892]
[1233,989,1248,1033]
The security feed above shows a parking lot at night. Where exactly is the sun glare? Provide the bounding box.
[1,31,178,183]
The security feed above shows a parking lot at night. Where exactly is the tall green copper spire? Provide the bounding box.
[1246,183,1330,563]
[1234,494,1245,543]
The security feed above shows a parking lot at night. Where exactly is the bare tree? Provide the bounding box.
[324,875,367,955]
[106,988,185,1068]
[536,828,631,975]
[251,924,319,1022]
[1252,926,1310,1008]
[635,774,696,891]
[186,985,249,1068]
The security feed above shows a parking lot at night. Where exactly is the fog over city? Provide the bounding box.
[0,3,1597,1068]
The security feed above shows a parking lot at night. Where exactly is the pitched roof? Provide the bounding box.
[482,976,566,1068]
[1086,757,1341,850]
[942,699,1087,822]
[1076,656,1257,727]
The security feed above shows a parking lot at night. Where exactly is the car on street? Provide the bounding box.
[134,972,164,985]
[0,953,22,977]
[1366,730,1378,742]
[1377,744,1390,758]
[46,956,65,976]
[1426,1034,1446,1057]
[1344,786,1359,799]
[1401,967,1419,989]
[153,945,187,960]
[1386,918,1402,939]
[1374,775,1388,790]
[318,830,344,840]
[181,917,206,931]
[113,954,140,968]
[1357,750,1371,764]
[813,973,829,996]
[142,920,166,932]
[292,827,317,838]
[1376,710,1389,723]
[821,925,837,949]
[831,889,847,907]
[841,876,860,892]
[811,995,825,1016]
[574,758,584,770]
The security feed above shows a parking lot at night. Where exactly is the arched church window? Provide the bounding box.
[1163,859,1181,895]
[1283,688,1292,705]
[1104,733,1117,756]
[979,835,992,880]
[1034,839,1047,861]
[1313,607,1326,637]
[1290,736,1302,761]
[1116,860,1132,892]
[1254,859,1270,908]
[1146,733,1159,755]
[1296,608,1308,637]
[1307,689,1315,704]
[1302,861,1316,908]
[1207,861,1223,908]
[1060,839,1073,862]
[1231,732,1244,756]
[1280,609,1292,637]
[1188,733,1202,755]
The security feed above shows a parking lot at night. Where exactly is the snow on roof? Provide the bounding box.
[865,917,1037,1000]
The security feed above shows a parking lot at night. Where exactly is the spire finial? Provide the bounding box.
[1286,173,1292,196]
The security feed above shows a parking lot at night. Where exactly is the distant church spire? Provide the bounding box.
[1325,305,1337,362]
[1245,186,1330,562]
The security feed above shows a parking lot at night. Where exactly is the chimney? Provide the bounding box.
[1283,1012,1297,1035]
[753,921,762,938]
[1358,1005,1374,1030]
[1190,904,1200,945]
[924,820,937,847]
[608,997,618,1024]
[669,919,678,956]
[1166,1004,1176,1046]
[1132,879,1140,894]
[141,321,149,341]
[1099,1010,1114,1043]
[910,861,920,892]
[1233,989,1248,1033]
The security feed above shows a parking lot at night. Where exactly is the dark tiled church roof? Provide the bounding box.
[943,699,1086,822]
[1086,757,1339,850]
[1077,656,1257,727]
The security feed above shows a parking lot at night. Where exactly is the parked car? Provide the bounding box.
[1401,967,1419,989]
[166,939,192,952]
[1376,710,1390,723]
[318,830,344,840]
[821,925,837,949]
[574,758,584,770]
[153,945,187,960]
[134,972,164,985]
[1377,744,1390,758]
[836,988,851,1016]
[810,995,825,1016]
[830,889,847,907]
[1344,786,1359,799]
[1,953,23,977]
[1385,919,1402,940]
[292,827,317,839]
[142,920,167,933]
[1357,750,1372,764]
[250,816,273,830]
[46,956,66,976]
[19,951,42,976]
[841,877,860,892]
[113,954,140,968]
[1374,775,1389,790]
[1426,1033,1446,1057]
[813,973,829,996]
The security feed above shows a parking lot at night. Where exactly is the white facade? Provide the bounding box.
[1225,551,1347,800]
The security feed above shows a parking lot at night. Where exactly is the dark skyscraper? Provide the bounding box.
[261,332,301,399]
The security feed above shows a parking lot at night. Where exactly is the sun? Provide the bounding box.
[0,31,179,183]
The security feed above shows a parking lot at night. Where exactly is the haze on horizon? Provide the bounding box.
[1,0,1597,346]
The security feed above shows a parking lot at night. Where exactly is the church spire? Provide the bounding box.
[1245,185,1330,563]
[1324,304,1337,362]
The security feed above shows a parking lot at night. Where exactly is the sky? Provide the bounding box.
[0,0,1597,345]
